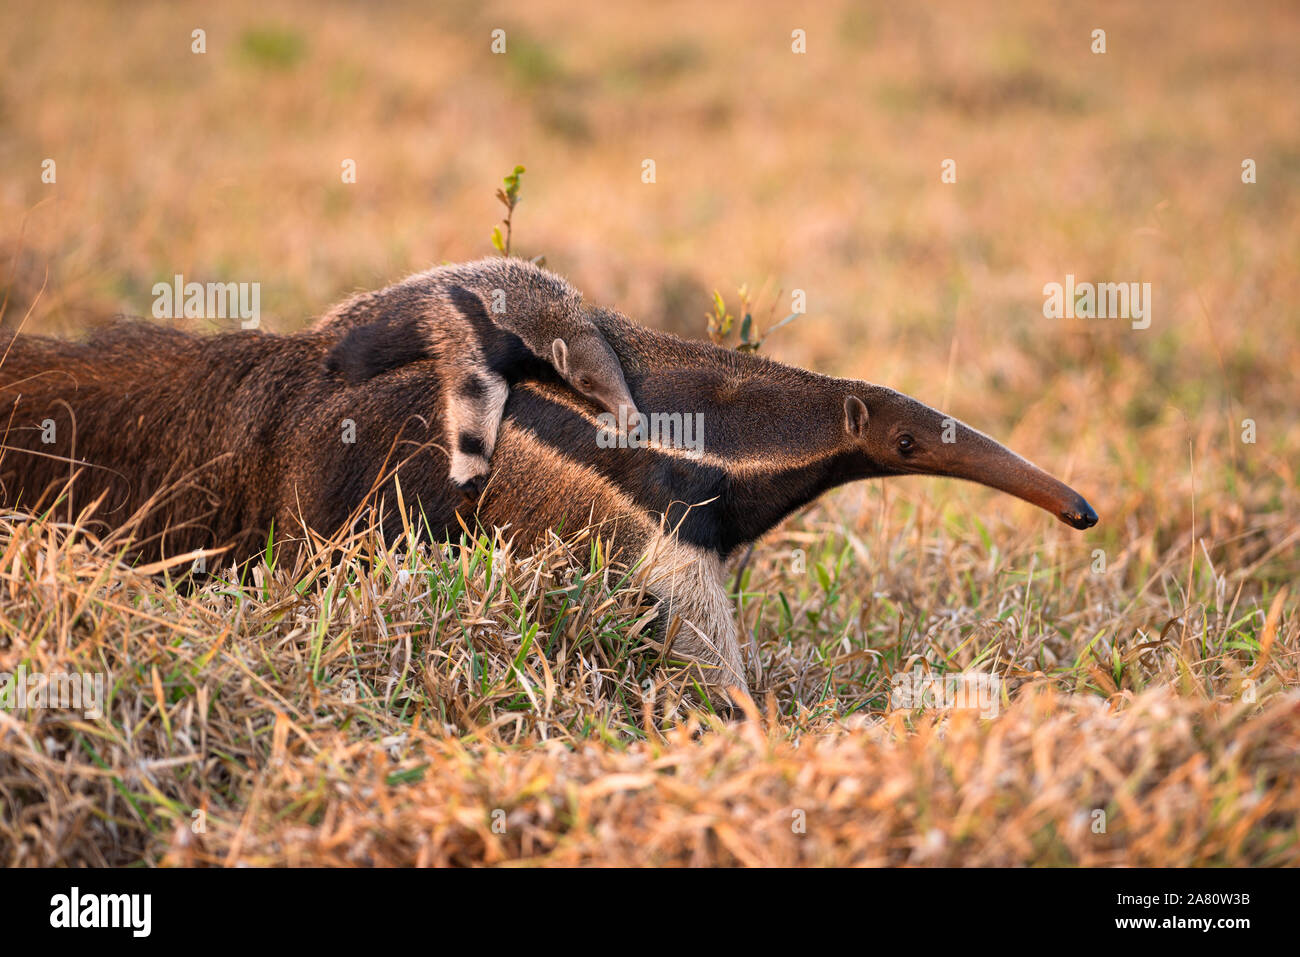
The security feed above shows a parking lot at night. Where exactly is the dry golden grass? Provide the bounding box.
[0,0,1297,865]
[0,495,1295,866]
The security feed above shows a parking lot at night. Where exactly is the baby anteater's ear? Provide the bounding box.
[324,320,429,383]
[551,338,570,378]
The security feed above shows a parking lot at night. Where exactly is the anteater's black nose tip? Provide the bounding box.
[1063,500,1099,530]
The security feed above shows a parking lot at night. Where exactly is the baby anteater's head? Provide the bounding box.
[551,332,638,420]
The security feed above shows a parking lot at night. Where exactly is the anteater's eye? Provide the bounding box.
[578,376,593,390]
[897,434,915,454]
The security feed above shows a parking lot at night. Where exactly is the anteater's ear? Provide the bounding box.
[844,395,869,437]
[551,338,570,378]
[324,320,429,384]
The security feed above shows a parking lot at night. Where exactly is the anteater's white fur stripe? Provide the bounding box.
[528,382,841,477]
[500,424,745,692]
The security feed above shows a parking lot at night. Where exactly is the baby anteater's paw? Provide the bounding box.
[454,471,489,501]
[449,442,491,500]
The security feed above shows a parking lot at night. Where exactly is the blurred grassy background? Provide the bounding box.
[2,0,1296,587]
[1,1,1298,866]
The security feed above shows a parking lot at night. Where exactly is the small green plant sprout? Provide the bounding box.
[706,290,733,344]
[490,165,527,257]
[705,279,802,353]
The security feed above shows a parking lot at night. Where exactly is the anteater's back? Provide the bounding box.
[0,319,481,565]
[0,322,311,560]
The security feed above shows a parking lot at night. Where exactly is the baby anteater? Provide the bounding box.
[321,258,638,494]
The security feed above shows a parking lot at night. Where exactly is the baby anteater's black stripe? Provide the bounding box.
[458,433,486,457]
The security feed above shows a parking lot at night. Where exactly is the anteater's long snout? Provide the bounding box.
[937,419,1099,530]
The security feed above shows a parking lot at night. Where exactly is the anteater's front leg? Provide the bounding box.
[640,533,748,703]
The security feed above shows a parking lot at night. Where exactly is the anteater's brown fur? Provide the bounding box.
[0,270,1096,696]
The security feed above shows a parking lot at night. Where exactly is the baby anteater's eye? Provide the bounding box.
[578,375,593,390]
[897,434,916,454]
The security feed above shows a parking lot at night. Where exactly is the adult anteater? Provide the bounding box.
[0,261,1097,697]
